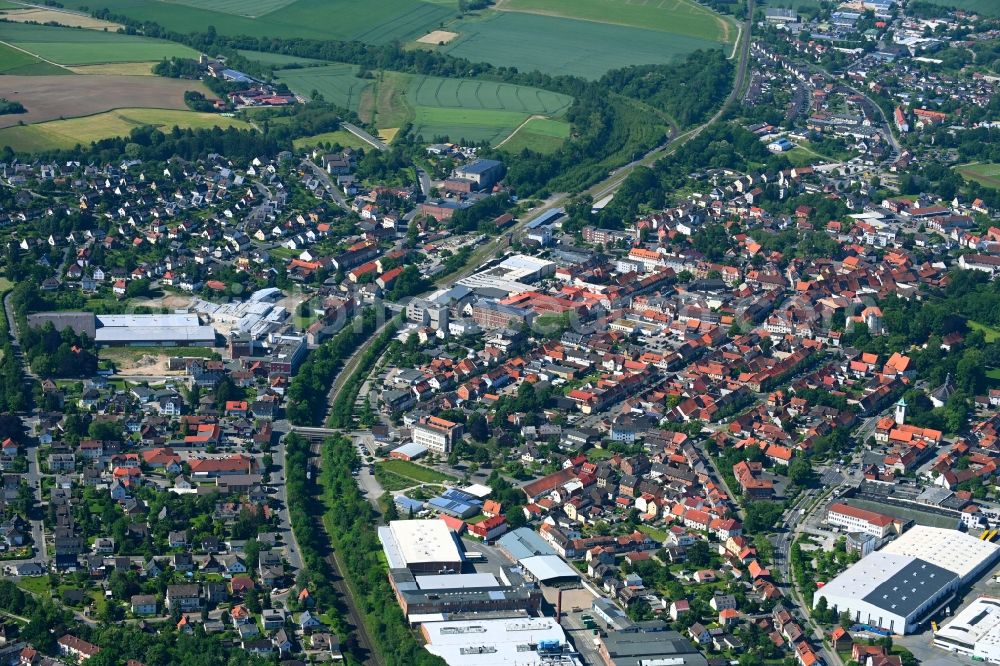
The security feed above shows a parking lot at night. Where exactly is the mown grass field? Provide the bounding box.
[378,459,457,484]
[62,0,454,44]
[500,0,732,43]
[956,162,1000,189]
[0,108,249,152]
[440,11,722,79]
[292,129,371,151]
[498,116,570,154]
[0,22,196,65]
[0,42,70,75]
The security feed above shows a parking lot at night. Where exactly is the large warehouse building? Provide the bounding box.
[421,617,579,666]
[378,519,465,574]
[815,527,1000,635]
[934,596,1000,663]
[27,312,217,347]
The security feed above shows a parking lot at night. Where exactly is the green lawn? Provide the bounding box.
[61,0,454,44]
[969,320,1000,343]
[0,42,70,75]
[378,459,457,484]
[498,117,571,154]
[16,576,50,596]
[440,11,722,79]
[0,108,249,152]
[501,0,732,43]
[0,22,196,65]
[956,163,1000,189]
[637,524,668,542]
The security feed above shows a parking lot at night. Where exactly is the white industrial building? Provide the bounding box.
[94,314,217,346]
[378,519,465,574]
[934,596,1000,663]
[420,617,580,666]
[881,525,1000,582]
[814,527,1000,635]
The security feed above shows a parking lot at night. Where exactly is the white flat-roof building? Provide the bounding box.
[378,520,464,574]
[814,552,957,634]
[420,617,580,666]
[935,596,1000,663]
[94,314,217,346]
[880,525,1000,583]
[815,527,1000,635]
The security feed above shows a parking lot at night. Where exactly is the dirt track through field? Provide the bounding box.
[0,74,215,127]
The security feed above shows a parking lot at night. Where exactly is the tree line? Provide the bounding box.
[319,435,448,666]
[286,308,379,425]
[326,314,402,428]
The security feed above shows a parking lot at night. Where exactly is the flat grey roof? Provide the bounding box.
[862,557,957,619]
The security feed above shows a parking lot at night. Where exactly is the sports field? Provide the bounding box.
[0,108,249,152]
[499,0,732,43]
[956,162,1000,189]
[61,0,454,44]
[497,117,571,154]
[440,11,722,79]
[0,22,196,65]
[0,42,69,75]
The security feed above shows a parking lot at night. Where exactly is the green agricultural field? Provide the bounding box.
[910,0,1000,16]
[292,129,371,151]
[500,0,732,44]
[278,65,573,140]
[61,0,455,44]
[0,108,249,152]
[0,22,196,65]
[440,11,722,79]
[956,162,1000,189]
[408,75,572,116]
[497,117,570,153]
[276,64,374,115]
[161,0,298,18]
[0,42,70,75]
[412,107,533,144]
[236,49,329,67]
[0,0,24,8]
